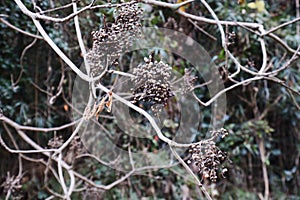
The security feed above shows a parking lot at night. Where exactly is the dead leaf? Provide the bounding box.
[106,91,113,113]
[95,97,106,118]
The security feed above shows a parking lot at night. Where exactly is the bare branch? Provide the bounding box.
[38,2,73,15]
[0,135,56,154]
[14,0,138,23]
[142,0,195,10]
[73,169,135,190]
[187,18,217,41]
[0,115,80,132]
[57,153,69,199]
[193,76,264,107]
[170,146,213,200]
[53,118,85,154]
[176,9,261,29]
[262,17,300,36]
[96,83,192,148]
[0,17,43,39]
[268,33,300,56]
[14,0,91,81]
[13,38,38,87]
[3,123,23,177]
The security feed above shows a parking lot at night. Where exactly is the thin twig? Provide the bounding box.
[30,80,53,96]
[258,26,268,74]
[53,118,85,155]
[49,59,65,104]
[2,112,76,199]
[72,1,88,72]
[266,45,300,76]
[0,17,43,39]
[169,146,213,200]
[3,123,23,177]
[57,153,69,199]
[268,33,300,56]
[96,83,192,147]
[193,76,264,106]
[176,9,261,29]
[169,146,201,186]
[13,38,38,87]
[38,2,73,14]
[15,0,91,81]
[257,137,269,200]
[0,135,57,154]
[0,115,80,132]
[142,0,195,10]
[73,169,135,190]
[14,0,139,23]
[262,17,300,36]
[108,70,136,78]
[187,18,217,41]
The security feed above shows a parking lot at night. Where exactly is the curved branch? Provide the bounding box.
[14,0,138,23]
[0,115,80,132]
[142,0,195,10]
[0,17,43,39]
[263,17,300,36]
[268,33,300,56]
[96,83,192,147]
[193,76,264,106]
[170,146,213,200]
[14,0,90,81]
[176,9,261,29]
[13,38,38,87]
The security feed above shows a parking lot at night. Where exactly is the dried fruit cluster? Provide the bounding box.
[115,3,143,31]
[48,135,64,148]
[65,136,87,164]
[86,2,143,76]
[1,172,23,199]
[188,129,229,182]
[131,55,174,107]
[69,136,86,156]
[183,68,197,93]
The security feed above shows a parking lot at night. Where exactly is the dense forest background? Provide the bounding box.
[0,0,299,199]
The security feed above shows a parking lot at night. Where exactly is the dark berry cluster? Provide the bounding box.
[131,55,174,107]
[86,2,143,76]
[188,129,229,182]
[115,3,143,32]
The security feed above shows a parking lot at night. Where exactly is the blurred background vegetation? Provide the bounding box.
[0,0,299,199]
